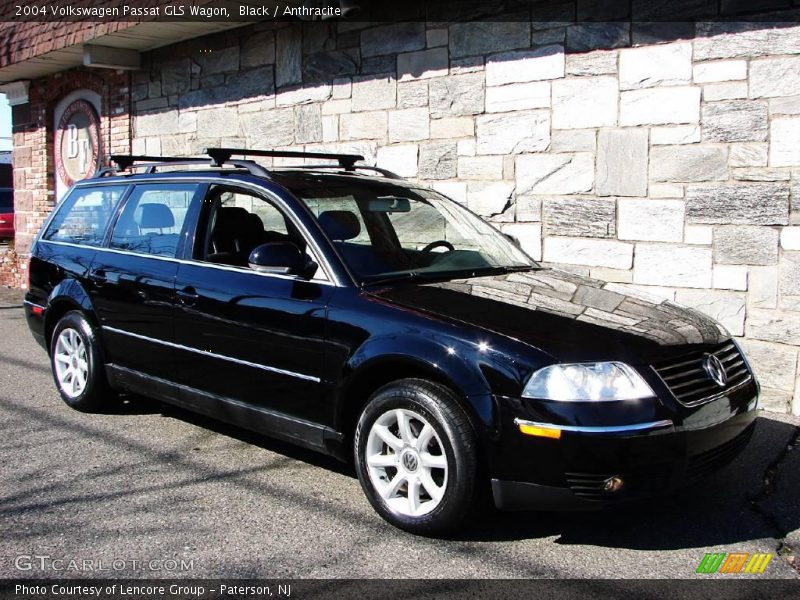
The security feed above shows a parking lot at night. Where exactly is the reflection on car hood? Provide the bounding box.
[367,268,730,363]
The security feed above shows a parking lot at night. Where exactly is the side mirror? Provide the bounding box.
[248,242,307,276]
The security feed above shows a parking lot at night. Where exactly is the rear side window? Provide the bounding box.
[0,189,13,212]
[42,186,127,246]
[110,183,198,257]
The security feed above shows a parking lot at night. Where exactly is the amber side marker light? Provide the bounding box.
[517,423,562,439]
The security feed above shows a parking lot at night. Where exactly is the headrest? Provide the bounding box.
[318,210,360,241]
[137,203,175,229]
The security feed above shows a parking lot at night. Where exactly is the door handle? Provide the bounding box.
[176,286,199,305]
[88,270,107,287]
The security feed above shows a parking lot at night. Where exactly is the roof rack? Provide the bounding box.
[204,148,364,171]
[100,148,399,180]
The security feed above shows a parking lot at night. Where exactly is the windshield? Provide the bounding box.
[286,180,537,285]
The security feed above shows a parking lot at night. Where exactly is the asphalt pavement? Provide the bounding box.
[1,293,798,579]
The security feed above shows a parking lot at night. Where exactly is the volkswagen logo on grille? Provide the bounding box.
[401,451,419,472]
[703,354,728,387]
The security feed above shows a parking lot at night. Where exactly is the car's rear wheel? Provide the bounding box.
[354,378,478,535]
[50,311,112,412]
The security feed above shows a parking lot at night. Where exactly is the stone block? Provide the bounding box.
[770,118,800,167]
[714,226,779,266]
[418,142,457,179]
[565,50,618,76]
[618,199,685,242]
[292,104,322,144]
[685,225,713,245]
[729,144,769,167]
[277,84,332,106]
[675,289,746,335]
[732,169,791,182]
[694,22,800,60]
[633,244,712,288]
[650,183,685,198]
[397,48,448,82]
[485,46,565,86]
[517,153,595,195]
[543,197,616,238]
[467,181,515,218]
[485,82,550,113]
[321,116,338,142]
[427,28,448,48]
[476,111,550,155]
[713,265,748,291]
[750,56,800,99]
[276,26,302,88]
[135,110,181,137]
[432,181,467,204]
[339,111,388,140]
[361,23,425,58]
[429,117,474,139]
[702,100,768,143]
[241,31,275,68]
[388,108,430,142]
[596,128,648,197]
[552,76,618,129]
[780,252,800,296]
[746,309,800,345]
[619,42,692,90]
[429,73,485,118]
[457,156,504,180]
[782,227,800,251]
[620,87,701,126]
[352,74,397,112]
[397,81,428,108]
[551,129,597,153]
[738,339,798,392]
[769,96,800,117]
[377,144,419,178]
[650,146,728,183]
[449,21,530,58]
[544,237,634,269]
[500,223,542,261]
[332,77,352,99]
[566,22,629,52]
[161,60,190,96]
[693,60,747,83]
[201,46,239,75]
[650,125,700,145]
[196,107,238,139]
[240,108,295,147]
[703,82,748,102]
[516,196,542,221]
[748,266,778,309]
[686,183,789,225]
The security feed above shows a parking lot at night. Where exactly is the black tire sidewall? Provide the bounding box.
[50,311,106,412]
[354,380,476,535]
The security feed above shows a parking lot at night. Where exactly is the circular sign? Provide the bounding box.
[55,99,101,186]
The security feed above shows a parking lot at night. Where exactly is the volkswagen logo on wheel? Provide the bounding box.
[703,354,728,387]
[401,451,419,472]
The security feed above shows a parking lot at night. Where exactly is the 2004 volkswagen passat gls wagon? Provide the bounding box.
[25,148,759,534]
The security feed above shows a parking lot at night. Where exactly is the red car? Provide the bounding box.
[0,188,13,239]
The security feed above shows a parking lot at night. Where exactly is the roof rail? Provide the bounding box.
[279,164,403,180]
[105,154,271,178]
[204,148,365,170]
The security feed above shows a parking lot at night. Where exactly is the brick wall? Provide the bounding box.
[128,20,800,414]
[1,68,131,287]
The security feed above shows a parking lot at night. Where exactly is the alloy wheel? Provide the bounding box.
[53,328,89,399]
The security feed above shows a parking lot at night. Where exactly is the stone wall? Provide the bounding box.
[128,20,798,415]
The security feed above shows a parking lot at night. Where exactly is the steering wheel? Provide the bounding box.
[421,240,455,254]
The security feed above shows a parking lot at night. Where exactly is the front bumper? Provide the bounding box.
[490,379,759,511]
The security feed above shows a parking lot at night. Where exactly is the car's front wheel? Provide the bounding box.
[50,311,113,412]
[354,378,478,535]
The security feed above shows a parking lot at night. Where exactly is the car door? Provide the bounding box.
[88,182,205,382]
[172,184,334,428]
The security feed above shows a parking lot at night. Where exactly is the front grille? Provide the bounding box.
[652,341,752,406]
[685,423,755,481]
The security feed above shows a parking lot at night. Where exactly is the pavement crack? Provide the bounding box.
[749,424,800,573]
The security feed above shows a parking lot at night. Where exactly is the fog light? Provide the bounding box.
[603,475,624,493]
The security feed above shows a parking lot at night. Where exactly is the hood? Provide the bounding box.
[367,268,729,363]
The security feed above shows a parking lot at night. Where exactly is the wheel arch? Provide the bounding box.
[44,280,100,353]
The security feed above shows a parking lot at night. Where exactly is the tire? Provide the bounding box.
[49,311,113,413]
[354,378,478,535]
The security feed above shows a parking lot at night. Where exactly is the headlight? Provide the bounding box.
[522,362,654,401]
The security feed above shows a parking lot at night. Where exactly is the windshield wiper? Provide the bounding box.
[361,265,539,287]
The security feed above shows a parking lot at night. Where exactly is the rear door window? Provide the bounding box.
[0,189,13,212]
[42,186,127,246]
[110,183,199,257]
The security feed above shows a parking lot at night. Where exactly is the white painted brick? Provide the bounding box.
[620,87,701,126]
[501,223,542,261]
[376,144,419,178]
[693,60,747,83]
[770,118,800,167]
[703,81,748,101]
[618,199,685,242]
[485,81,550,113]
[552,77,618,129]
[685,224,713,245]
[634,244,712,288]
[650,125,701,145]
[388,108,430,142]
[485,45,565,86]
[619,42,692,90]
[782,227,800,250]
[544,237,633,269]
[457,156,504,180]
[713,265,748,291]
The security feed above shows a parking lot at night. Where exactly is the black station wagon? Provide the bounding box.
[25,148,759,534]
